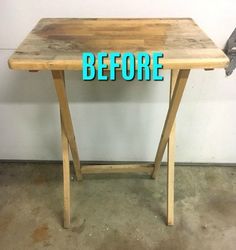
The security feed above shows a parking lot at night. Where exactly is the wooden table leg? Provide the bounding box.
[51,70,82,181]
[167,69,179,225]
[60,112,70,228]
[152,69,190,179]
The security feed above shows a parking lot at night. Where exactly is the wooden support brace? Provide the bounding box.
[167,69,179,226]
[60,112,71,228]
[81,164,154,175]
[51,70,82,181]
[152,69,190,179]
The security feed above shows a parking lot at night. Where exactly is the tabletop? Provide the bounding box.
[8,18,229,70]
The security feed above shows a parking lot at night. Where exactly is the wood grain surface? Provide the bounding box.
[9,18,228,70]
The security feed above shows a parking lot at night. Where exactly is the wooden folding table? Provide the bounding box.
[8,18,228,228]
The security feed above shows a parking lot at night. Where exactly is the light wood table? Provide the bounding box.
[8,18,228,228]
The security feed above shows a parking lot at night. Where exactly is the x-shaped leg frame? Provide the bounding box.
[52,69,190,228]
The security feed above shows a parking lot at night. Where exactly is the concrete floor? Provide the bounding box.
[0,162,235,250]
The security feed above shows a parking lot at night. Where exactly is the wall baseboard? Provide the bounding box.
[0,159,235,167]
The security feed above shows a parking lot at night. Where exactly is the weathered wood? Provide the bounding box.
[81,164,154,174]
[9,18,228,70]
[167,69,179,226]
[152,69,190,179]
[60,112,70,228]
[51,70,82,181]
